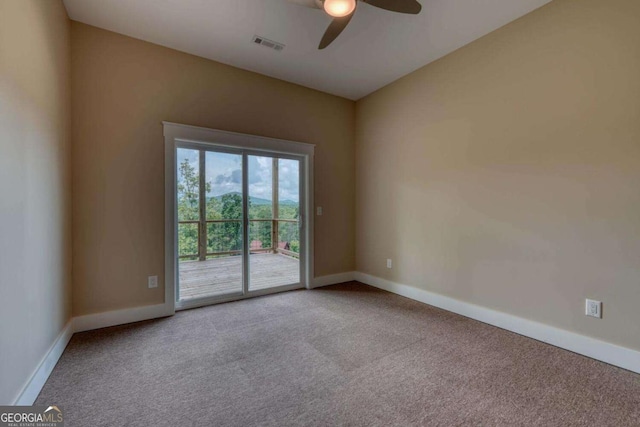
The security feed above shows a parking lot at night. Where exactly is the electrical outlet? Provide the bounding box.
[148,275,158,289]
[585,299,602,318]
[386,259,392,269]
[317,206,323,216]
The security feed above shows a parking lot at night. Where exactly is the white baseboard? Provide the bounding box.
[15,273,638,407]
[311,271,355,289]
[73,303,174,333]
[73,273,353,333]
[13,321,74,405]
[354,272,640,375]
[12,303,173,404]
[10,276,354,406]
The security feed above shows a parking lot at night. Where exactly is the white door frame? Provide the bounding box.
[163,122,315,311]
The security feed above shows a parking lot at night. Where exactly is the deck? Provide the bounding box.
[178,253,300,301]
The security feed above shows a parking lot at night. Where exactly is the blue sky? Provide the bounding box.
[177,148,299,202]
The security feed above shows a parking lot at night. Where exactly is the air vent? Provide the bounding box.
[252,35,285,52]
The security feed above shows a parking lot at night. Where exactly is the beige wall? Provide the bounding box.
[0,0,72,404]
[356,0,640,351]
[71,23,355,316]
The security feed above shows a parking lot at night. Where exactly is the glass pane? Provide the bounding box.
[278,221,299,256]
[206,151,243,221]
[178,149,244,302]
[278,159,299,220]
[248,156,273,220]
[178,223,199,260]
[177,148,200,221]
[207,222,242,254]
[249,220,272,252]
[249,155,300,291]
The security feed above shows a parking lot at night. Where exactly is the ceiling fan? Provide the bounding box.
[288,0,422,49]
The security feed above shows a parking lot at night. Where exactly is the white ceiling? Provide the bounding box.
[63,0,552,100]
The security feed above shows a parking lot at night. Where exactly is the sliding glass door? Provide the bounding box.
[175,144,304,307]
[176,148,244,301]
[248,155,301,291]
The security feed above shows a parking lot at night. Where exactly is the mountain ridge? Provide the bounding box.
[209,192,297,206]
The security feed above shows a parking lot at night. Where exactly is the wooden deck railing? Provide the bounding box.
[178,218,299,260]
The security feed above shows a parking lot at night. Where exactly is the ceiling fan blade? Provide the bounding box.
[362,0,422,14]
[319,12,355,49]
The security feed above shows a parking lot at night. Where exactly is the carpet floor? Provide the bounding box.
[36,282,640,426]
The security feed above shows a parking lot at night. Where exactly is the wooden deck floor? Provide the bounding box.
[178,253,300,301]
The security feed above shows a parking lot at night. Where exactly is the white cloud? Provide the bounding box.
[177,149,299,203]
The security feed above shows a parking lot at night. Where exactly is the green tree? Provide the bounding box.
[177,158,211,258]
[249,204,272,249]
[219,193,244,252]
[177,159,199,221]
[246,203,300,254]
[177,160,301,258]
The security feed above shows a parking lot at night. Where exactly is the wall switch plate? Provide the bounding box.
[148,275,158,289]
[386,259,392,269]
[585,299,602,318]
[317,206,323,216]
